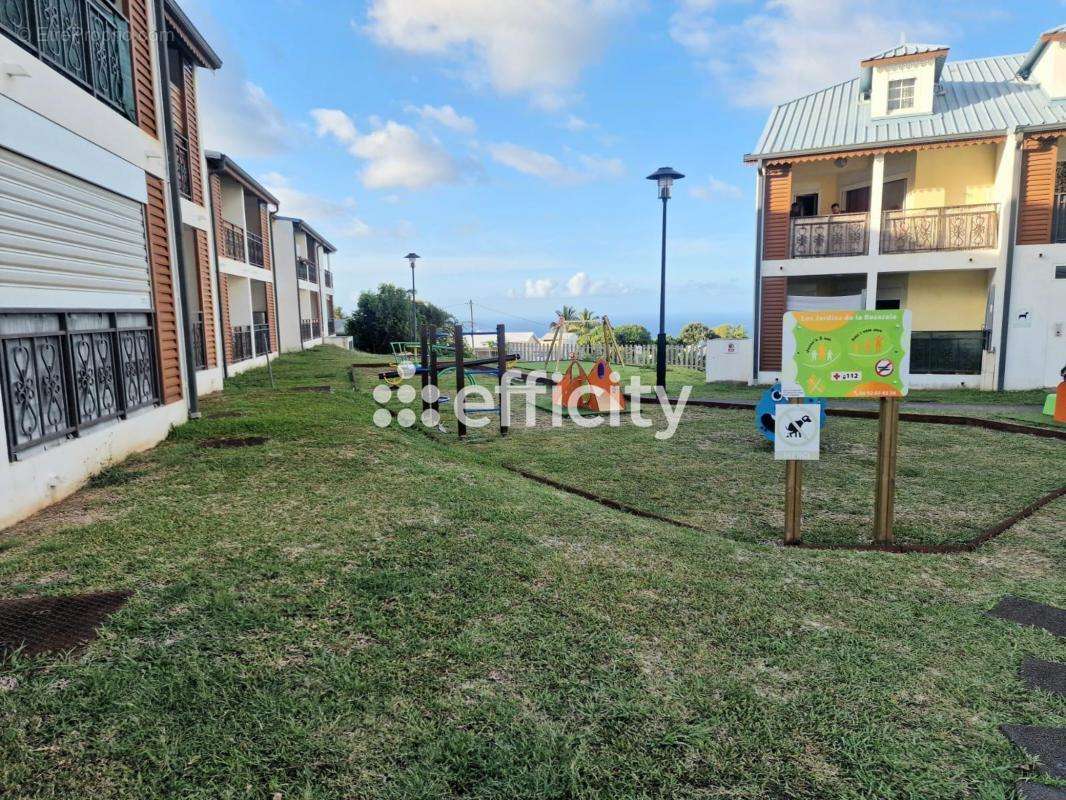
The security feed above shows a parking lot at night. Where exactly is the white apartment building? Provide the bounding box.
[272,217,337,353]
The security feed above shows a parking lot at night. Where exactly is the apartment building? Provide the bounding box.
[206,152,280,376]
[0,0,218,527]
[272,216,337,352]
[747,32,1066,390]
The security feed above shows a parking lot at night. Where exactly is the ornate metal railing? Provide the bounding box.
[191,312,206,371]
[1053,194,1066,244]
[0,0,136,121]
[910,331,985,375]
[174,132,192,200]
[220,220,246,262]
[246,231,265,268]
[232,326,253,362]
[790,213,868,258]
[0,310,159,460]
[324,270,333,289]
[881,204,999,254]
[252,323,270,355]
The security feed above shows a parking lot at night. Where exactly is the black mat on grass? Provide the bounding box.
[1022,658,1066,697]
[1001,726,1066,779]
[1017,782,1066,800]
[988,597,1066,638]
[0,592,132,658]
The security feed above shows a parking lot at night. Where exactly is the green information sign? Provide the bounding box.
[782,310,911,399]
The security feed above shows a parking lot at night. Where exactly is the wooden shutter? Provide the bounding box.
[145,175,182,403]
[183,62,205,205]
[219,273,234,367]
[1017,137,1057,245]
[763,164,792,260]
[127,0,158,139]
[759,276,787,372]
[195,229,216,368]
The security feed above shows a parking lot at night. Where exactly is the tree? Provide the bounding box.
[614,324,652,345]
[680,322,713,345]
[711,323,748,340]
[332,305,345,319]
[346,283,456,353]
[577,308,597,333]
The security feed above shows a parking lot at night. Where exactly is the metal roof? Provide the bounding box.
[747,54,1066,162]
[862,43,949,63]
[274,217,337,253]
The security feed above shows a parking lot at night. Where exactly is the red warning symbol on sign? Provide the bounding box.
[875,359,894,377]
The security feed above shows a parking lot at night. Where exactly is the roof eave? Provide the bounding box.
[744,130,1008,164]
[163,0,222,70]
[205,152,280,206]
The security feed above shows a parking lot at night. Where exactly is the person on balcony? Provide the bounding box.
[830,203,842,215]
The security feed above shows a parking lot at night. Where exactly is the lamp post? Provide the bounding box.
[405,252,420,341]
[646,167,684,389]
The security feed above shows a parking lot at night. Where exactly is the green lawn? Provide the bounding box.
[0,347,1063,799]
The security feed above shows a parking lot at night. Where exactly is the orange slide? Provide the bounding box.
[553,358,625,412]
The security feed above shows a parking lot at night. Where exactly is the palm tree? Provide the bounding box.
[577,308,597,333]
[553,305,578,328]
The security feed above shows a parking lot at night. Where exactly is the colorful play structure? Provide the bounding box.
[542,314,626,413]
[756,382,827,443]
[1044,364,1066,424]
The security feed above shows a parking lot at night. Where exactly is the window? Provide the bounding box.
[794,193,819,217]
[910,331,984,375]
[1055,266,1066,279]
[887,78,916,112]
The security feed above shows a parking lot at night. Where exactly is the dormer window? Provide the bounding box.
[887,78,916,112]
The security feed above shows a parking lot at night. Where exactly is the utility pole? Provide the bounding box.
[468,300,476,348]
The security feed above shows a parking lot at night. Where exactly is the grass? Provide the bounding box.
[0,347,1063,799]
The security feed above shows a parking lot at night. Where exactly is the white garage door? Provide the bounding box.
[0,147,151,309]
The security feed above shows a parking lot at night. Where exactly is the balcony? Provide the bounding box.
[790,213,868,258]
[220,220,246,262]
[880,204,999,254]
[174,132,193,200]
[301,319,321,341]
[324,270,333,289]
[0,0,137,122]
[253,323,270,355]
[1053,194,1066,244]
[297,258,319,284]
[247,231,265,268]
[232,326,253,363]
[191,312,207,370]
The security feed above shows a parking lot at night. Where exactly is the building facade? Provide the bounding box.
[272,217,336,353]
[206,152,280,377]
[0,0,216,528]
[747,34,1066,390]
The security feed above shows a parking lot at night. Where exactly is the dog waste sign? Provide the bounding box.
[782,310,911,399]
[775,404,822,461]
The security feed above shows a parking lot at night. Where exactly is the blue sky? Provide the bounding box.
[186,0,1058,335]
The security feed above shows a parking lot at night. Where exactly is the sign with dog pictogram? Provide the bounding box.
[775,403,822,461]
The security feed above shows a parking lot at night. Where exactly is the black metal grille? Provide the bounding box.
[328,318,336,336]
[232,326,252,362]
[0,311,159,460]
[246,231,264,268]
[297,258,318,284]
[910,331,985,375]
[253,323,270,355]
[790,213,868,258]
[0,0,135,121]
[220,220,245,262]
[324,270,333,289]
[881,205,998,254]
[191,312,206,370]
[300,319,321,341]
[174,131,192,200]
[1053,194,1066,244]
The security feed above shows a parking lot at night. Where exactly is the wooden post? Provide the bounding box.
[419,326,430,415]
[429,336,440,421]
[874,396,901,544]
[783,397,803,545]
[496,323,509,437]
[454,324,466,439]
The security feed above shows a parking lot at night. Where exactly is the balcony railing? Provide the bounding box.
[220,220,246,262]
[247,231,265,268]
[301,319,321,341]
[328,318,336,336]
[324,270,333,289]
[881,204,999,254]
[252,323,270,355]
[790,213,868,258]
[910,331,985,375]
[1053,194,1066,244]
[174,132,193,200]
[232,326,253,362]
[191,312,207,370]
[0,310,159,460]
[297,258,318,284]
[0,0,137,122]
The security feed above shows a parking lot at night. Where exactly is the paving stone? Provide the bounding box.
[987,596,1066,638]
[1022,657,1066,698]
[1017,782,1066,800]
[1001,726,1066,779]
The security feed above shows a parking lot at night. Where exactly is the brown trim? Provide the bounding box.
[859,48,949,69]
[145,176,182,404]
[209,174,223,259]
[1017,136,1057,246]
[164,9,219,71]
[765,136,1004,167]
[758,276,787,372]
[218,274,233,367]
[183,62,204,205]
[1041,32,1066,45]
[128,0,158,139]
[762,165,791,260]
[194,229,216,368]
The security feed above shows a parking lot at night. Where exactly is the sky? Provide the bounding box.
[184,0,1059,335]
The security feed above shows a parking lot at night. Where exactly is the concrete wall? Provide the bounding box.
[271,219,302,353]
[908,145,997,208]
[1005,245,1066,389]
[870,58,937,118]
[706,339,754,383]
[905,270,989,331]
[1032,40,1066,101]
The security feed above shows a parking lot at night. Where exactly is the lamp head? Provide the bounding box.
[405,252,420,268]
[646,167,685,199]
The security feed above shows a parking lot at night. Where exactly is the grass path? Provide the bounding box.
[0,347,1062,799]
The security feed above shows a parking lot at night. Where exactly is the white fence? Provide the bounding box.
[483,342,710,370]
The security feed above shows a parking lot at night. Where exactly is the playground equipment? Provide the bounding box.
[756,382,826,443]
[551,357,626,412]
[1044,364,1066,424]
[542,314,625,375]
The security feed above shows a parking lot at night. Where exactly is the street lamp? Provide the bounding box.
[405,252,420,341]
[646,167,684,389]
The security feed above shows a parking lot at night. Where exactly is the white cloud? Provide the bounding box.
[489,143,623,185]
[311,109,463,190]
[406,104,477,134]
[562,114,592,132]
[260,173,371,238]
[363,0,635,107]
[690,175,743,201]
[508,271,631,299]
[199,76,291,158]
[671,0,943,107]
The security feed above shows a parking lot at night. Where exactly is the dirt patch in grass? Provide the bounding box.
[1,488,122,542]
[0,591,132,659]
[200,436,270,450]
